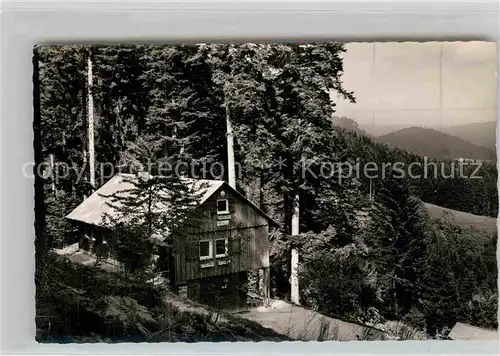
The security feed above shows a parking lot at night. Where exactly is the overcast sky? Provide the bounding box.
[332,41,497,127]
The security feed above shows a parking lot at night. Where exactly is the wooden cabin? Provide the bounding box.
[66,173,277,308]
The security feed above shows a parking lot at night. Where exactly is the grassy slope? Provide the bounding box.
[424,202,497,235]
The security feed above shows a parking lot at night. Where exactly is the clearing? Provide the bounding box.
[425,202,497,235]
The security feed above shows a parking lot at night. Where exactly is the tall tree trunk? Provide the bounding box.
[49,153,56,197]
[369,178,373,202]
[80,59,88,199]
[33,46,47,265]
[225,90,236,189]
[87,50,96,190]
[259,169,265,211]
[171,126,185,176]
[290,192,300,304]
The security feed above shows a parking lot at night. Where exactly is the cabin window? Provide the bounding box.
[217,199,229,214]
[199,240,213,260]
[215,238,228,258]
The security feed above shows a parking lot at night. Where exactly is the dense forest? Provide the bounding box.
[34,44,497,342]
[332,116,498,217]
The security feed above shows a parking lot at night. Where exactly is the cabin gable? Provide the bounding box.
[173,184,270,285]
[195,184,269,231]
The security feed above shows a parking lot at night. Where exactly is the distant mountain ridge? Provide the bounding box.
[333,116,497,161]
[376,126,496,161]
[436,121,496,151]
[352,120,496,153]
[359,123,410,137]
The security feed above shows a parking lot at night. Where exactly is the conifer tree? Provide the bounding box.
[101,143,209,278]
[92,45,150,181]
[140,45,226,178]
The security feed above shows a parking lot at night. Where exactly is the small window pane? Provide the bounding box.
[217,199,228,213]
[199,241,210,257]
[215,239,226,256]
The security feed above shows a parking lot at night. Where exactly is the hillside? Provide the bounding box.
[376,126,496,161]
[437,121,497,151]
[335,124,498,218]
[425,202,497,236]
[37,254,292,343]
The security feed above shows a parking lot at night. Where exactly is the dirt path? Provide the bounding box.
[234,299,376,341]
[166,297,372,340]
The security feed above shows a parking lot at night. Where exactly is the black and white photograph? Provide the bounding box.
[32,41,498,343]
